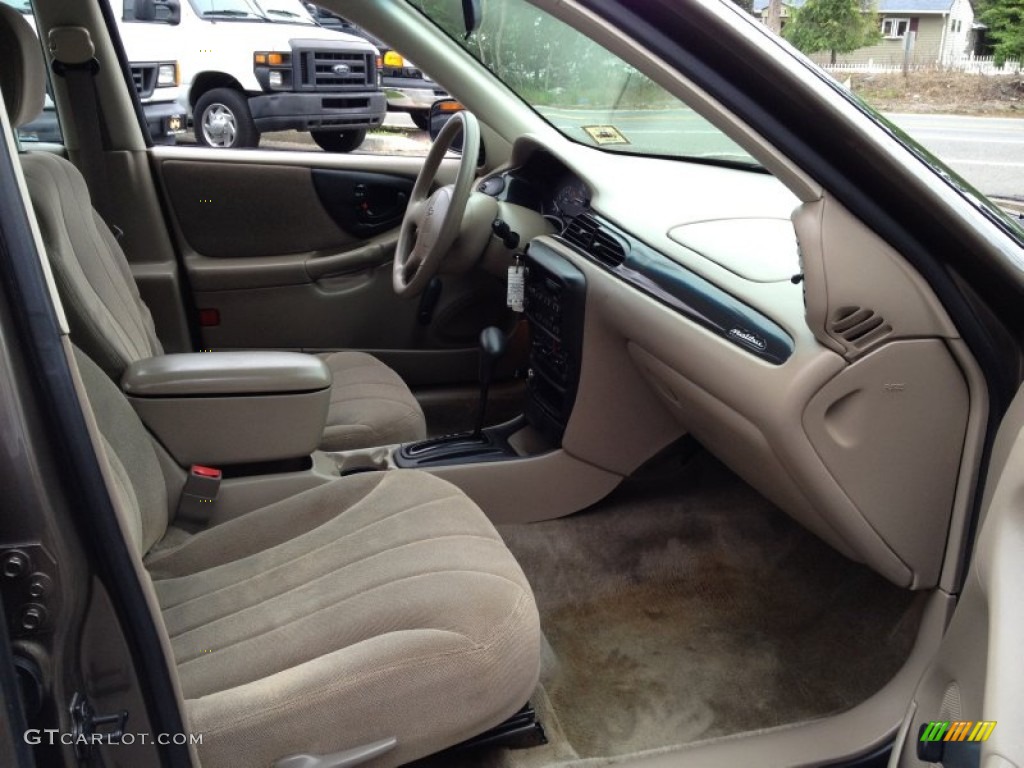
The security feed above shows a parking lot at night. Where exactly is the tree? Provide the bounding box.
[978,0,1024,66]
[783,0,882,64]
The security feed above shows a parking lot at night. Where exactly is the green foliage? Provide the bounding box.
[783,0,882,63]
[409,0,680,108]
[979,0,1024,66]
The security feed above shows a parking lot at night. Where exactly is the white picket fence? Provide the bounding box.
[816,53,1021,75]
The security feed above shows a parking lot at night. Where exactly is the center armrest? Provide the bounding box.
[122,351,332,467]
[122,351,331,396]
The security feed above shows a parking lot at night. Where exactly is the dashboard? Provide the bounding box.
[476,145,797,365]
[466,135,976,591]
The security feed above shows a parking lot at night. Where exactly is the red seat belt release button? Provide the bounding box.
[177,465,222,522]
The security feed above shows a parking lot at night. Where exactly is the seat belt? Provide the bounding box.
[47,26,117,228]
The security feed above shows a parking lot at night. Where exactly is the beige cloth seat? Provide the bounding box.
[0,2,426,452]
[77,342,541,767]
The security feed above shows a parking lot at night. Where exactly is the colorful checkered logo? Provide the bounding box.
[920,721,997,743]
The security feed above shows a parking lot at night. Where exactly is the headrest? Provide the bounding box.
[0,3,46,129]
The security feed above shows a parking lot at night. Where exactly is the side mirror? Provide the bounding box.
[429,98,466,151]
[134,0,180,24]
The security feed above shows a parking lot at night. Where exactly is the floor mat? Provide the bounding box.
[496,447,921,759]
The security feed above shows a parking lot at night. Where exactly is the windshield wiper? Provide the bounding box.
[203,9,259,18]
[264,9,300,17]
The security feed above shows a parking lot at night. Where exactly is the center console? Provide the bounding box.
[522,241,586,445]
[392,240,586,468]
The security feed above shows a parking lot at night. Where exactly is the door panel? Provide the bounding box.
[162,160,358,258]
[153,150,507,386]
[891,385,1024,767]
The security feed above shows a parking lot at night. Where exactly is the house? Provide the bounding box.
[752,0,976,67]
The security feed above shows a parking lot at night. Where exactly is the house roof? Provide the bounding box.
[752,0,955,12]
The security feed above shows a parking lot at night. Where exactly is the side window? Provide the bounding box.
[0,0,64,145]
[109,0,436,156]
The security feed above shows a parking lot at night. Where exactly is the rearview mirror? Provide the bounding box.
[429,98,466,151]
[462,0,481,35]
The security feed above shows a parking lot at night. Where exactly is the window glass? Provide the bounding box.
[408,0,759,167]
[0,0,63,144]
[102,0,433,154]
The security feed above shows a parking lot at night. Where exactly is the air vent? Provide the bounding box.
[828,306,892,349]
[561,214,598,250]
[591,230,626,267]
[560,214,627,267]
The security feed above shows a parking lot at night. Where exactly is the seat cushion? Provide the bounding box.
[145,470,540,768]
[320,350,427,451]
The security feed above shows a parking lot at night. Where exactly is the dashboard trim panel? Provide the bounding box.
[554,213,795,365]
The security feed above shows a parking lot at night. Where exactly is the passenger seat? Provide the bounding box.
[75,343,541,767]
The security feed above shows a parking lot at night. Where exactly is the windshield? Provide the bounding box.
[408,0,758,167]
[190,0,264,19]
[254,0,316,24]
[0,0,31,12]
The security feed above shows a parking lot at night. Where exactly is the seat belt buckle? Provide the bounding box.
[176,465,221,523]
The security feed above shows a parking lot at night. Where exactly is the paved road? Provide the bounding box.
[885,113,1024,200]
[263,110,1023,200]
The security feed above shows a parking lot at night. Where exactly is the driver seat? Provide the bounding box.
[0,4,426,452]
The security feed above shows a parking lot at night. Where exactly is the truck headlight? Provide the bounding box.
[269,71,283,88]
[156,63,178,87]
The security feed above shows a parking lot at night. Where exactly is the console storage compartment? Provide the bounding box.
[122,352,331,466]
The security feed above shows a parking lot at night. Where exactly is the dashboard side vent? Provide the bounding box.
[591,230,626,268]
[828,306,892,349]
[562,214,598,250]
[561,214,627,267]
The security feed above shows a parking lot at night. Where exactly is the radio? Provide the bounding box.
[523,242,585,445]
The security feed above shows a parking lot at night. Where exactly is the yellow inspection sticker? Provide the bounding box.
[583,125,630,145]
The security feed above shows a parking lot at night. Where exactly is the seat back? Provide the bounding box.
[0,4,164,380]
[76,343,171,555]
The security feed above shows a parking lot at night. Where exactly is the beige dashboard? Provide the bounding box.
[483,135,984,591]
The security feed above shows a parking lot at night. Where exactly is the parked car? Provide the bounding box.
[0,1,1022,768]
[118,0,387,151]
[307,3,449,129]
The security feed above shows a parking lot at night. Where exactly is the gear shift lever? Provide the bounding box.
[475,326,507,437]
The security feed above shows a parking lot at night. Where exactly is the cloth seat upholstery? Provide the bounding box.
[77,345,541,768]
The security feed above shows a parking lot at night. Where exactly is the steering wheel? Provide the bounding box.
[393,110,481,297]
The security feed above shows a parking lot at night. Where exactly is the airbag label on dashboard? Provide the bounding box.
[583,125,629,145]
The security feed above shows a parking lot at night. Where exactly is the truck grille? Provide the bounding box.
[297,50,375,90]
[131,64,158,99]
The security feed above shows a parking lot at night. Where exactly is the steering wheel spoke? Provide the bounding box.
[393,112,481,298]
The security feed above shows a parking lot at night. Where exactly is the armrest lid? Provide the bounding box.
[122,351,331,397]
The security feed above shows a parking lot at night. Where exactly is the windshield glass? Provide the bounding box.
[0,0,31,12]
[254,0,316,24]
[190,0,264,20]
[408,0,758,167]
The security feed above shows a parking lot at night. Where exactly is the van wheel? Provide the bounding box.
[410,111,430,131]
[195,88,260,149]
[312,129,368,153]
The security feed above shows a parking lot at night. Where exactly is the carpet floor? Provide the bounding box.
[488,446,922,762]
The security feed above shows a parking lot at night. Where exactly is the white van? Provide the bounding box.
[116,0,386,151]
[2,0,185,144]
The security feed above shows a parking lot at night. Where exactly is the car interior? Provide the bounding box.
[1,0,1023,767]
